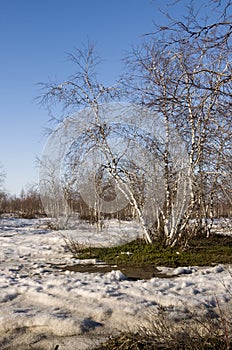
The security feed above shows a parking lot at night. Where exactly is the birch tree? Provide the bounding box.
[39,45,161,243]
[0,164,6,214]
[122,0,231,245]
[0,164,5,189]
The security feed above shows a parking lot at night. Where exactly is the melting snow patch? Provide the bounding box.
[173,267,194,275]
[106,270,127,281]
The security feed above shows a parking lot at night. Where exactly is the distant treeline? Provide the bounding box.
[0,187,231,221]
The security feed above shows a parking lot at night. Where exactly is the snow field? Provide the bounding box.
[0,217,231,349]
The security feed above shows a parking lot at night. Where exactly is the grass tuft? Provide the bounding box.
[94,309,232,350]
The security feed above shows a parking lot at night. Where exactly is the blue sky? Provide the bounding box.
[0,0,196,195]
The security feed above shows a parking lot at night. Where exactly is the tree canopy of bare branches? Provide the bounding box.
[39,2,231,246]
[122,0,231,244]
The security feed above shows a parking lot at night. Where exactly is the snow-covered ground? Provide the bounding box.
[0,217,231,349]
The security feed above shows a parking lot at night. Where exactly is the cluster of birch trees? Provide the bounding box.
[39,0,231,246]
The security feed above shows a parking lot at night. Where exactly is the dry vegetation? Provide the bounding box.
[95,305,232,350]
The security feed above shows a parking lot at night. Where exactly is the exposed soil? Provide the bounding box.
[60,263,174,280]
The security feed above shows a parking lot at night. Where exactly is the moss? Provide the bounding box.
[75,234,232,267]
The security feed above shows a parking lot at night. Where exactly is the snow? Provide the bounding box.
[0,217,231,349]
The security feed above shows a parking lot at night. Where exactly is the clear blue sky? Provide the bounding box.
[0,0,202,195]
